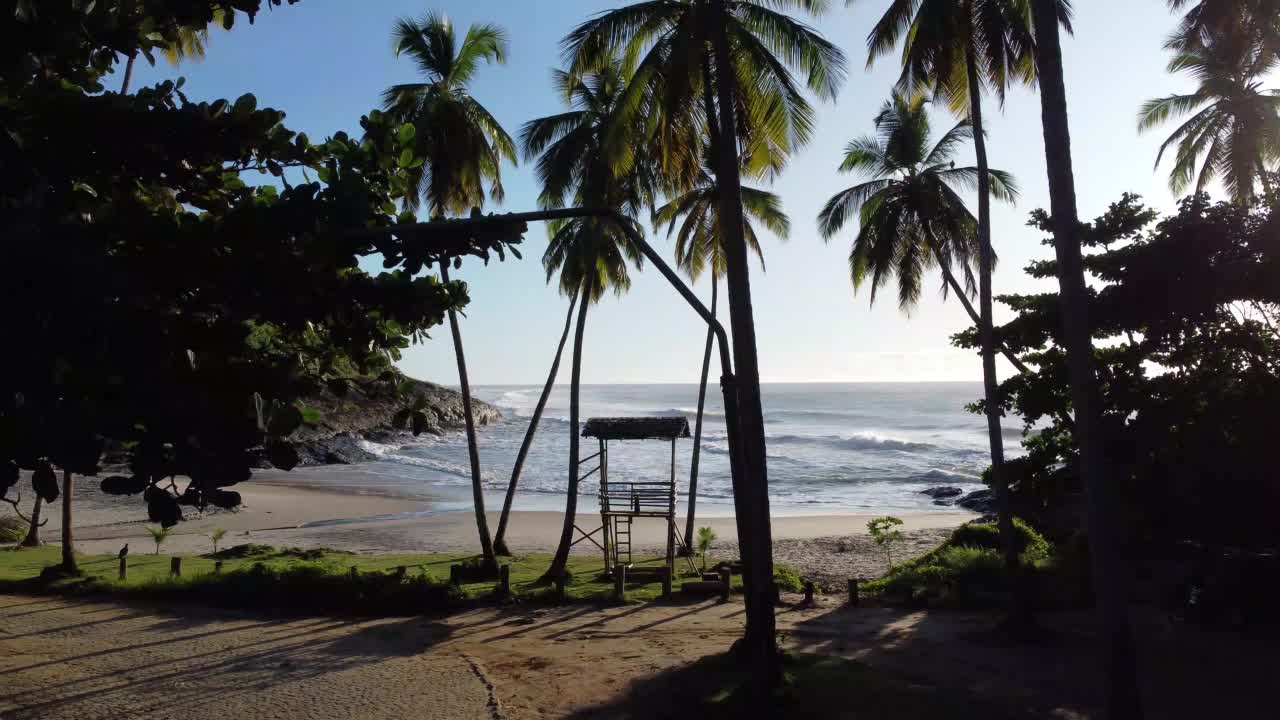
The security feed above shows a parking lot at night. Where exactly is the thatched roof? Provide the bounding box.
[582,416,691,441]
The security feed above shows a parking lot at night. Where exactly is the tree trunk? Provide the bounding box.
[60,470,76,573]
[440,263,498,573]
[120,54,135,94]
[542,279,592,583]
[494,290,579,556]
[710,0,779,685]
[1030,2,1144,716]
[1258,152,1275,200]
[21,495,42,547]
[683,274,718,554]
[964,31,1023,625]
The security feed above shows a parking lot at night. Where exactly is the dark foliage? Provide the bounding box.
[955,194,1280,555]
[0,1,528,525]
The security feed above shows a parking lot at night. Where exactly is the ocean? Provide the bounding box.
[353,382,1009,516]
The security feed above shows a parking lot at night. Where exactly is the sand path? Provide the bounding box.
[3,593,1272,719]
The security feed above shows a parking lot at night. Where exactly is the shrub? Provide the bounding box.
[773,563,804,593]
[867,516,905,564]
[948,518,1051,561]
[0,516,26,543]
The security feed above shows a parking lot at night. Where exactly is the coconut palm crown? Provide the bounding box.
[818,92,1017,310]
[382,12,517,216]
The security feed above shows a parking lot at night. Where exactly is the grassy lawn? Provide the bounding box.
[0,544,753,613]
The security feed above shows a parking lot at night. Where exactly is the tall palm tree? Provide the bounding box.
[652,151,789,556]
[383,13,516,572]
[520,63,649,584]
[817,92,1018,336]
[1166,0,1280,55]
[563,0,845,676]
[119,13,219,94]
[864,0,1034,612]
[1029,0,1145,715]
[1139,31,1279,204]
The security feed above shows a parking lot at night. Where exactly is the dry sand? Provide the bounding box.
[2,592,1273,719]
[12,467,974,584]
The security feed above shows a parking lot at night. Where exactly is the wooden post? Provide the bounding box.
[848,578,859,607]
[660,566,673,599]
[394,565,407,580]
[614,564,626,602]
[169,557,181,577]
[350,566,359,581]
[600,439,611,574]
[666,438,676,581]
[803,580,815,605]
[214,560,224,573]
[554,572,567,600]
[450,564,461,585]
[118,556,127,581]
[498,564,510,598]
[718,566,731,603]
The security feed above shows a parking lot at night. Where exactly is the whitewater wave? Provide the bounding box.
[358,439,505,486]
[767,432,935,453]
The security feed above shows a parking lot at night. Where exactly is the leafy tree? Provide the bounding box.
[147,525,172,555]
[1139,27,1279,204]
[520,61,650,584]
[867,515,904,566]
[653,146,789,556]
[563,0,846,678]
[2,1,522,575]
[382,12,519,574]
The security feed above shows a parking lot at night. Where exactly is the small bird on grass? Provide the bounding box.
[118,544,129,559]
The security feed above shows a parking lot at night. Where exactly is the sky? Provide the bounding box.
[129,0,1206,385]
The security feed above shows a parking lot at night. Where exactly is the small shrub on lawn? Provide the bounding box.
[948,519,1051,561]
[0,516,25,543]
[773,563,805,593]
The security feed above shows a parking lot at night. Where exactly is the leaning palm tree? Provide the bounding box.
[652,149,789,556]
[563,1,845,677]
[119,12,220,94]
[520,62,650,584]
[1029,1,1146,715]
[818,92,1029,367]
[864,0,1035,617]
[383,12,517,573]
[1139,30,1280,204]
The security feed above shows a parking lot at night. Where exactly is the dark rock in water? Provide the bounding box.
[920,486,964,500]
[957,489,995,513]
[258,371,502,468]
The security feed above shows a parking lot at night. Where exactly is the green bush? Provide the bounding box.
[773,563,805,593]
[948,518,1051,561]
[0,516,25,543]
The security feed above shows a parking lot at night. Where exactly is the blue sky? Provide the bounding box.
[130,0,1203,384]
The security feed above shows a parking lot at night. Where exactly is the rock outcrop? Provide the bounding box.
[283,373,501,466]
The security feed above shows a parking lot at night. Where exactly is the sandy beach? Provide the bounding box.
[4,465,975,587]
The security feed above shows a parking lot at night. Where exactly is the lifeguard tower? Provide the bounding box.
[577,416,692,579]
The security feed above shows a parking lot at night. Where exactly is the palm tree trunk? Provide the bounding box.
[60,470,76,573]
[939,264,1036,376]
[1029,2,1144,716]
[542,279,592,584]
[1258,153,1275,199]
[494,290,579,556]
[440,263,498,573]
[21,495,42,547]
[710,0,779,684]
[964,30,1022,625]
[683,273,718,553]
[120,54,135,94]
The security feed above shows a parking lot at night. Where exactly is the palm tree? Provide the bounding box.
[864,0,1035,616]
[119,13,219,94]
[520,64,649,584]
[1139,31,1279,204]
[1029,0,1145,715]
[563,0,845,677]
[1166,0,1280,55]
[818,92,1022,345]
[383,13,516,573]
[491,289,577,556]
[652,150,789,556]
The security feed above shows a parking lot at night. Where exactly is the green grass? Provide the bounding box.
[0,544,799,615]
[603,651,1018,718]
